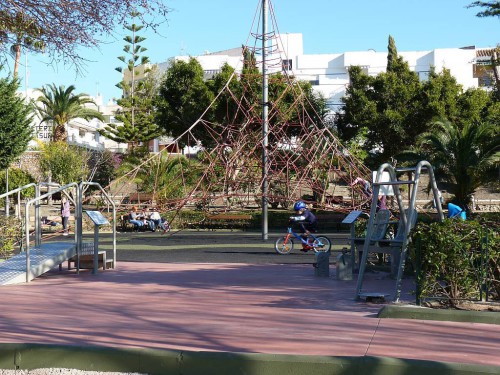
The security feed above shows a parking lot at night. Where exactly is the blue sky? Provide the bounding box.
[10,0,500,103]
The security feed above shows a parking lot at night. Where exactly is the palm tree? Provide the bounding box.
[415,119,499,206]
[0,11,45,78]
[34,84,104,142]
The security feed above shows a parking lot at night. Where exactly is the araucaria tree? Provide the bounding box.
[0,73,33,170]
[34,84,104,142]
[99,11,162,148]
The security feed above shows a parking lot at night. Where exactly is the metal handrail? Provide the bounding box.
[24,182,80,283]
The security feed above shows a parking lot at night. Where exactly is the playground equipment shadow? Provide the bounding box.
[0,260,499,374]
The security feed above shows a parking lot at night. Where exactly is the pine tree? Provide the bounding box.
[0,74,33,170]
[387,35,398,72]
[98,11,162,148]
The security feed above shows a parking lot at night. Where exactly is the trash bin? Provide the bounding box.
[314,251,330,277]
[336,250,353,281]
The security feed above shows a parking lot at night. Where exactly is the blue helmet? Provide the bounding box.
[293,201,306,211]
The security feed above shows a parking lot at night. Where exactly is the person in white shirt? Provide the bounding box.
[149,208,164,232]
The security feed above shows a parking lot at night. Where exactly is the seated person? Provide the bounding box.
[141,207,155,231]
[289,201,318,251]
[129,206,145,230]
[149,208,164,232]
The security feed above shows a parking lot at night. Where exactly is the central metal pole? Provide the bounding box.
[261,0,269,241]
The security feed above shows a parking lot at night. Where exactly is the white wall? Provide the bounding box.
[173,33,484,114]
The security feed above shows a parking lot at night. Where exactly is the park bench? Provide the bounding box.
[206,213,253,231]
[126,193,155,205]
[119,213,134,231]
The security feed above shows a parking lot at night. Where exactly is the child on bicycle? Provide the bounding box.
[289,201,318,251]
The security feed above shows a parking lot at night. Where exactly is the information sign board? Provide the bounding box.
[85,211,109,226]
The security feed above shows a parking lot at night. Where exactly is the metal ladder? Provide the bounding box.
[355,160,444,302]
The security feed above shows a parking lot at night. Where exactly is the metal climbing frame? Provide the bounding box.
[355,160,444,302]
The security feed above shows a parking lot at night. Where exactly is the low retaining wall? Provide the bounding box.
[0,344,498,375]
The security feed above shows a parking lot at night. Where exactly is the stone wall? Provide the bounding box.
[11,151,44,181]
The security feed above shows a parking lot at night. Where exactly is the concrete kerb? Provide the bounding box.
[0,344,499,375]
[378,305,500,325]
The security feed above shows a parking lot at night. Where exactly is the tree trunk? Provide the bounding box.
[13,44,21,79]
[52,124,67,142]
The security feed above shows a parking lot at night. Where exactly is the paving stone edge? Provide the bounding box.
[378,304,500,325]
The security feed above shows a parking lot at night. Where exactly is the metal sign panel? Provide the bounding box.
[85,211,109,226]
[342,210,364,224]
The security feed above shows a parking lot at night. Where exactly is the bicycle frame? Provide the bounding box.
[285,227,325,247]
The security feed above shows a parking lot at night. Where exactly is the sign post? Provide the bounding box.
[342,210,365,273]
[85,211,109,275]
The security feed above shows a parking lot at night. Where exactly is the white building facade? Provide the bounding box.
[163,33,491,114]
[26,33,493,151]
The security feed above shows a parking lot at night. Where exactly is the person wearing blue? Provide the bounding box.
[289,201,318,251]
[448,202,466,220]
[129,206,145,231]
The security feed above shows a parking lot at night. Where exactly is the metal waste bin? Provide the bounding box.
[336,250,352,281]
[314,251,330,277]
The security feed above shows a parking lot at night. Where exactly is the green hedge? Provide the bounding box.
[409,218,500,307]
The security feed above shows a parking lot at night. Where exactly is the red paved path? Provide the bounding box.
[0,262,499,367]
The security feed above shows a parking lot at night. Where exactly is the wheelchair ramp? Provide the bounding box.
[0,242,76,286]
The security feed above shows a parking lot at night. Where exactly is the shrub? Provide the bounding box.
[0,168,35,204]
[409,218,499,307]
[0,216,23,260]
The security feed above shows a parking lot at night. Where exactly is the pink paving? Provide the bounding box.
[0,262,499,367]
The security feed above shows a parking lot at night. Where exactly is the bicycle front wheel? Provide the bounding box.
[275,237,294,254]
[313,236,331,253]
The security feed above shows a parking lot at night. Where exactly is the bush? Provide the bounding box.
[409,218,499,307]
[0,216,23,260]
[0,168,35,204]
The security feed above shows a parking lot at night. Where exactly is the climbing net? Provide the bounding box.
[108,0,372,214]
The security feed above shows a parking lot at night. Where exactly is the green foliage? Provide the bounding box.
[0,74,33,170]
[99,12,162,146]
[137,153,204,201]
[38,141,90,184]
[0,216,22,260]
[404,119,499,205]
[335,40,425,168]
[88,149,118,188]
[468,1,500,17]
[335,35,499,170]
[33,84,104,142]
[156,52,329,150]
[0,168,35,202]
[155,57,215,148]
[409,219,500,306]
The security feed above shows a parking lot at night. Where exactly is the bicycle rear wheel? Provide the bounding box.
[313,236,331,253]
[275,237,294,254]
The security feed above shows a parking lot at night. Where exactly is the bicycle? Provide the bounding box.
[275,226,331,254]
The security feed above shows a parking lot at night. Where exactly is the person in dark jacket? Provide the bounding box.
[289,201,318,251]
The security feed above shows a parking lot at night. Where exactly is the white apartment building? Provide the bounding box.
[27,33,494,151]
[161,33,493,113]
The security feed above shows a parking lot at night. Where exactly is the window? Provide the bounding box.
[282,59,292,71]
[479,74,493,87]
[418,71,430,81]
[79,129,86,138]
